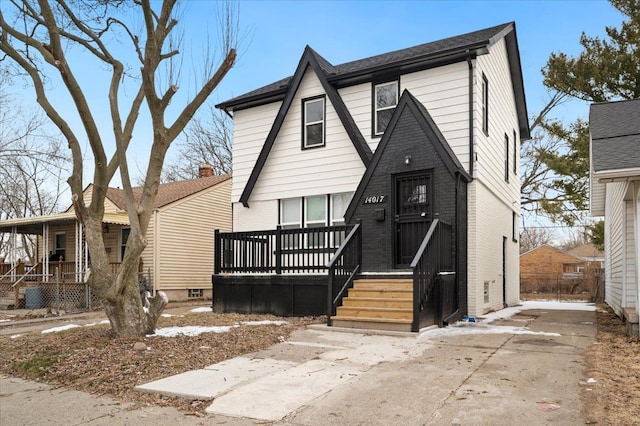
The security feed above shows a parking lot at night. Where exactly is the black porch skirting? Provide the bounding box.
[212,274,327,316]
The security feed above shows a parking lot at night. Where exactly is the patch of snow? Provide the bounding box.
[587,378,597,383]
[190,307,212,313]
[242,320,288,326]
[149,324,238,337]
[143,306,149,314]
[100,320,110,324]
[419,323,561,340]
[41,324,81,334]
[480,301,596,324]
[0,319,12,322]
[10,334,21,339]
[419,301,594,340]
[158,291,168,304]
[161,313,184,318]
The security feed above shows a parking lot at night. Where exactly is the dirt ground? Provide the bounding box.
[0,303,638,423]
[581,306,640,425]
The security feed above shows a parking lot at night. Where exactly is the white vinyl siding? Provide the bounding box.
[249,69,366,202]
[623,199,637,309]
[232,200,278,232]
[231,103,281,203]
[604,181,628,315]
[475,38,521,208]
[401,62,470,171]
[337,62,471,167]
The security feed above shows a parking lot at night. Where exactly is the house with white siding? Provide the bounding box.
[213,22,529,331]
[0,167,231,304]
[590,98,640,336]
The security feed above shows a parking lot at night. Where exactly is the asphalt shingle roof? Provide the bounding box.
[106,175,231,210]
[590,98,640,172]
[217,23,513,109]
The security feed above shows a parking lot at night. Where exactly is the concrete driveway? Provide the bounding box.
[0,302,596,425]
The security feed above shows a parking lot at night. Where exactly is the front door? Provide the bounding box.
[394,171,433,267]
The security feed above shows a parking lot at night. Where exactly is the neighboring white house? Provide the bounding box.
[213,22,529,330]
[590,98,640,336]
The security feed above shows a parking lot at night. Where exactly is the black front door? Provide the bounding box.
[394,171,433,267]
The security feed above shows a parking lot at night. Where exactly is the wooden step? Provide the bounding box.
[331,317,413,333]
[352,279,412,291]
[342,297,412,309]
[331,277,415,332]
[348,289,412,298]
[335,306,412,320]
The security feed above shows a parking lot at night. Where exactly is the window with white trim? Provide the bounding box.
[305,195,327,247]
[330,193,353,226]
[303,97,325,148]
[331,192,353,246]
[374,81,398,136]
[280,198,302,248]
[482,74,489,135]
[54,232,66,261]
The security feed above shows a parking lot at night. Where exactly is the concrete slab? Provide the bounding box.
[206,358,365,421]
[135,356,296,399]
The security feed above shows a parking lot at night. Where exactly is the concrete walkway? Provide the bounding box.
[0,303,596,425]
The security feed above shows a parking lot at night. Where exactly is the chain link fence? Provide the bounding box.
[520,269,604,302]
[0,270,102,313]
[1,267,152,313]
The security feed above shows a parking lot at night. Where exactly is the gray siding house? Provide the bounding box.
[590,98,640,336]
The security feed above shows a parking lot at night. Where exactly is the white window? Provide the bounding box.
[305,195,327,247]
[303,97,325,148]
[374,81,398,136]
[120,227,130,261]
[330,193,353,226]
[280,198,302,248]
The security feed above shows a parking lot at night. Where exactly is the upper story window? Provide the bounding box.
[481,74,489,135]
[374,81,398,136]
[303,96,325,149]
[513,129,518,174]
[504,133,510,183]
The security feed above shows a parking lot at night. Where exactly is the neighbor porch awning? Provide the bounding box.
[0,212,130,234]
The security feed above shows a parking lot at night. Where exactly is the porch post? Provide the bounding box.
[42,223,49,277]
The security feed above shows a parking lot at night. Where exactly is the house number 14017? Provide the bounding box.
[364,195,386,204]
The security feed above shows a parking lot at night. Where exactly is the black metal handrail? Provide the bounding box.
[410,218,453,331]
[326,223,361,325]
[214,225,354,275]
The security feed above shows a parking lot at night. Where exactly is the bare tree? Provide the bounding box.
[0,1,237,336]
[0,71,69,261]
[519,227,556,254]
[163,106,232,181]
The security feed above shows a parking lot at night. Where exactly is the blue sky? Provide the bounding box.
[7,0,625,238]
[209,0,623,122]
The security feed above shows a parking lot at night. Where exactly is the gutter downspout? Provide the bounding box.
[466,50,474,178]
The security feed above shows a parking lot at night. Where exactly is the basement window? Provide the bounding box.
[188,289,204,298]
[484,281,490,303]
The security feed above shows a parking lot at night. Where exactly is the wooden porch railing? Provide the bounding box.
[410,218,454,331]
[326,223,362,325]
[214,225,354,275]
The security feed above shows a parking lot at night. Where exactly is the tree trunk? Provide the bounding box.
[95,271,167,337]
